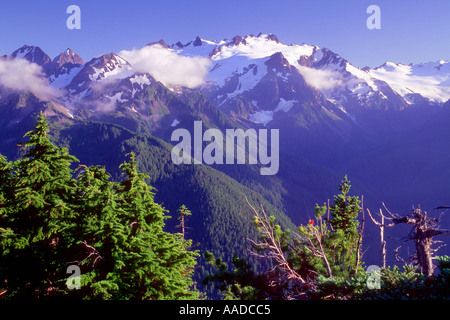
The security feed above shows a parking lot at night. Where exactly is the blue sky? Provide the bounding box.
[0,0,449,68]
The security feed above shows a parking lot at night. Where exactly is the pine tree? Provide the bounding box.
[0,154,14,217]
[0,154,16,296]
[115,153,199,299]
[0,112,79,298]
[249,176,364,298]
[177,204,192,239]
[69,164,119,298]
[327,175,362,277]
[72,153,200,299]
[329,175,361,235]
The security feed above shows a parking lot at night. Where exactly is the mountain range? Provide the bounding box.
[1,33,449,271]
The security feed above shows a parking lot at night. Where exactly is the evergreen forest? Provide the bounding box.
[1,113,449,301]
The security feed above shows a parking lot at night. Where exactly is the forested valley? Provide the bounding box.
[1,113,449,300]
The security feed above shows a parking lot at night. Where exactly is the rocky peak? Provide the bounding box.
[174,41,185,49]
[255,32,280,43]
[193,36,203,47]
[267,33,280,43]
[53,48,84,67]
[147,39,170,48]
[313,48,347,69]
[264,52,292,73]
[11,45,52,66]
[91,53,129,69]
[227,35,247,47]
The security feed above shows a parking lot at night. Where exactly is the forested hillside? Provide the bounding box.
[1,113,449,300]
[0,112,295,298]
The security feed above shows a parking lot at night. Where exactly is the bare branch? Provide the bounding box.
[367,208,382,226]
[382,202,400,219]
[352,194,365,275]
[68,241,103,267]
[244,196,315,297]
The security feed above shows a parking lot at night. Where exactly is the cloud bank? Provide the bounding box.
[296,65,345,91]
[0,57,60,100]
[119,45,212,89]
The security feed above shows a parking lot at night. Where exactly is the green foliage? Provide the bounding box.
[294,176,364,280]
[177,205,192,220]
[0,113,199,300]
[247,177,367,299]
[202,251,272,300]
[326,175,362,278]
[1,113,448,301]
[0,112,79,298]
[42,115,296,298]
[432,255,450,298]
[329,175,361,234]
[309,257,450,300]
[264,177,363,279]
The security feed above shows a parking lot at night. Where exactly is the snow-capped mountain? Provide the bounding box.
[53,48,84,67]
[171,34,332,126]
[172,33,449,126]
[65,53,134,95]
[48,49,85,90]
[2,37,450,223]
[3,34,449,133]
[369,60,450,104]
[11,45,52,67]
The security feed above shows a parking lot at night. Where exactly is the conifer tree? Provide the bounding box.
[329,176,361,235]
[327,175,362,277]
[0,154,16,296]
[1,114,200,300]
[0,112,79,298]
[0,154,14,216]
[115,153,199,299]
[249,176,363,298]
[177,204,192,239]
[69,164,119,298]
[72,153,200,299]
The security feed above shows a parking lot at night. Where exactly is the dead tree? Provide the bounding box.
[245,198,316,299]
[355,196,366,274]
[176,205,192,239]
[367,207,393,269]
[368,204,450,276]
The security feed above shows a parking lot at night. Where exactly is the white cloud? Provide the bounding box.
[0,57,60,100]
[296,65,344,91]
[119,44,212,89]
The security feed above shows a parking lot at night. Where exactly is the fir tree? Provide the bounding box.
[325,175,362,278]
[0,154,14,217]
[177,204,192,239]
[116,153,199,299]
[1,114,200,300]
[250,176,364,298]
[203,251,273,300]
[329,175,361,235]
[72,153,200,299]
[0,112,79,298]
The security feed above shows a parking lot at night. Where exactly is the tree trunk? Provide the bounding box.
[414,214,434,276]
[380,213,386,269]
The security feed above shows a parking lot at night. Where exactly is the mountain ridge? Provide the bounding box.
[1,34,450,266]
